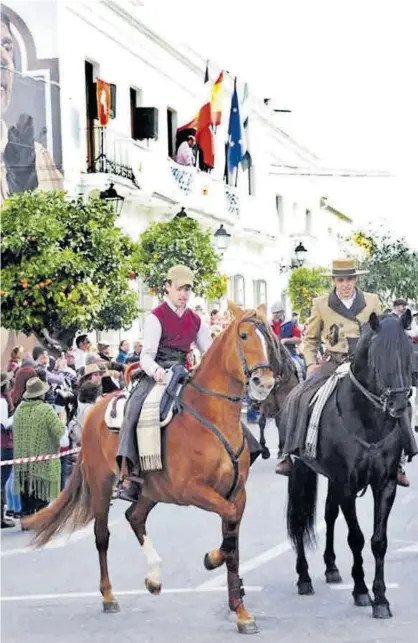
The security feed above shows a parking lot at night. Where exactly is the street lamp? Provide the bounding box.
[278,241,308,273]
[294,241,308,267]
[99,183,125,215]
[174,207,189,219]
[214,224,232,253]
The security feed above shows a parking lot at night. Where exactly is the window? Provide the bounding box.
[85,60,99,169]
[276,195,284,233]
[167,108,177,158]
[305,209,312,234]
[130,87,143,139]
[233,275,245,307]
[253,280,267,307]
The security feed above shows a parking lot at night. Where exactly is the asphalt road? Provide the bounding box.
[2,420,418,643]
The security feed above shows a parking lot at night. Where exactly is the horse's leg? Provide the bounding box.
[339,494,371,607]
[219,489,258,635]
[295,530,314,595]
[259,414,270,459]
[92,473,119,612]
[323,482,343,584]
[370,479,397,619]
[125,497,161,594]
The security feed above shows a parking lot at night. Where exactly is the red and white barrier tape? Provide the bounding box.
[0,447,81,467]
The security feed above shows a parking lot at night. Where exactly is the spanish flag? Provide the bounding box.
[211,72,224,126]
[96,79,111,127]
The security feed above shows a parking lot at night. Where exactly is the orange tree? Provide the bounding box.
[134,216,227,301]
[288,266,329,321]
[1,191,140,351]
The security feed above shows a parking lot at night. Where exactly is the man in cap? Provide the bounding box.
[270,302,285,337]
[117,265,212,501]
[393,298,408,317]
[276,258,417,486]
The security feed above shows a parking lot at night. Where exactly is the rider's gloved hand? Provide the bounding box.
[153,367,166,383]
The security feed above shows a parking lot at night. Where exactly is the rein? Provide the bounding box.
[178,315,272,500]
[348,367,411,414]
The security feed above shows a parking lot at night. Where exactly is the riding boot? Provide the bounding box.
[115,479,142,503]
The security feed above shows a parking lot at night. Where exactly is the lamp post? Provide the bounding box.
[278,241,308,273]
[214,224,232,253]
[99,183,125,215]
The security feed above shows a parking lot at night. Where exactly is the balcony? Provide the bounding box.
[84,126,241,220]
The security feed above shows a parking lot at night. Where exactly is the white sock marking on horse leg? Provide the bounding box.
[141,536,162,584]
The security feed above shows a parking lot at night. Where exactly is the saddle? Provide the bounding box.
[105,364,189,431]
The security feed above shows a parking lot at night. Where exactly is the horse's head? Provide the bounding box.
[357,311,413,417]
[226,301,275,401]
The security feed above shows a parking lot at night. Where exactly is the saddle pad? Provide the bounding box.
[136,382,166,471]
[105,394,127,429]
[305,362,350,458]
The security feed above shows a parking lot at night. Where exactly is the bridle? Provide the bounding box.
[348,367,411,414]
[188,316,273,403]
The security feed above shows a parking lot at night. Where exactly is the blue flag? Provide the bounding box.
[227,80,245,173]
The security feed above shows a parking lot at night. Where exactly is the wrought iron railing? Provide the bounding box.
[87,126,139,187]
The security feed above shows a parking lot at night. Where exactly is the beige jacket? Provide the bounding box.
[303,289,382,367]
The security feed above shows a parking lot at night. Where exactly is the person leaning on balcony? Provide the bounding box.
[175,135,196,166]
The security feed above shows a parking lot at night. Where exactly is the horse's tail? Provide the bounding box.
[286,459,318,549]
[23,453,94,547]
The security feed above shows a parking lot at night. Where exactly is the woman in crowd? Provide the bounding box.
[7,345,23,374]
[13,376,64,521]
[116,339,130,364]
[1,372,14,528]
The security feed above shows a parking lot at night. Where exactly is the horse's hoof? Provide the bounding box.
[325,570,343,584]
[103,600,120,613]
[298,581,314,595]
[373,603,392,619]
[237,619,259,634]
[261,448,270,460]
[204,551,224,571]
[145,577,162,595]
[354,593,372,607]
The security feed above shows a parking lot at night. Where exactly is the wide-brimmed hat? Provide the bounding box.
[166,265,194,288]
[0,371,13,388]
[79,363,107,381]
[323,258,369,277]
[23,376,50,399]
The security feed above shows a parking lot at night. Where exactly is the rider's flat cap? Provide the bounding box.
[166,265,194,288]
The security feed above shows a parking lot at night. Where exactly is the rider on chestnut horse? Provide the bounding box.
[117,264,261,502]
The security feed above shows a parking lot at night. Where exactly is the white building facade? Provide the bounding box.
[1,0,352,351]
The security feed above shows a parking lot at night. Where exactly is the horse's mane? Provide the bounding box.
[366,314,413,379]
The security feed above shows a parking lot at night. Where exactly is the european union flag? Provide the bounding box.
[227,80,245,174]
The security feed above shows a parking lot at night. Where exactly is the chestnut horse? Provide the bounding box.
[25,303,276,634]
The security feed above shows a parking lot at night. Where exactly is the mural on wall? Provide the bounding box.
[0,4,63,204]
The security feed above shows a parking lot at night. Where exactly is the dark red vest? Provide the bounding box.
[152,302,201,352]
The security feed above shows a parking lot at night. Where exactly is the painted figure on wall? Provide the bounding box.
[1,7,63,204]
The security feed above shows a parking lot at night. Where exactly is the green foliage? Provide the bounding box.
[288,266,329,320]
[351,230,418,307]
[134,217,226,300]
[1,191,140,348]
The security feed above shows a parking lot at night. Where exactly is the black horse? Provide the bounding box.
[282,311,415,619]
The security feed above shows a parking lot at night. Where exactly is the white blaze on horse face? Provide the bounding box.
[141,535,162,584]
[255,329,268,362]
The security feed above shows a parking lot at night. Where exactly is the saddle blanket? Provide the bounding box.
[105,394,127,429]
[305,362,350,458]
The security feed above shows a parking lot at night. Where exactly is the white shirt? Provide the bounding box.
[73,347,87,371]
[175,141,194,166]
[337,292,356,309]
[0,397,12,429]
[140,299,212,377]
